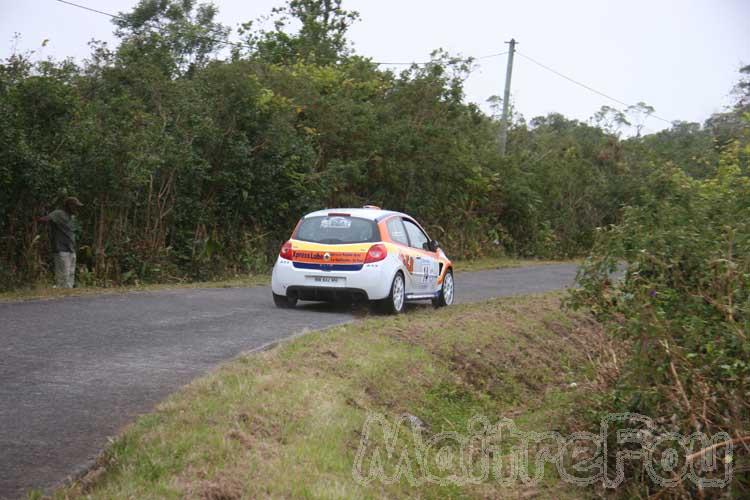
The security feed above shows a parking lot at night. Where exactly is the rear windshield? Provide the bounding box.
[294,216,380,244]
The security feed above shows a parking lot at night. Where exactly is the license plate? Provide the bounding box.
[310,276,343,284]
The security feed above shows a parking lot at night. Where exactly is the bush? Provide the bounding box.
[568,147,750,497]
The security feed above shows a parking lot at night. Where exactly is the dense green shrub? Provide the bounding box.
[1,0,747,290]
[569,143,750,496]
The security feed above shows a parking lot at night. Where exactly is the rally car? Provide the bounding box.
[271,206,454,314]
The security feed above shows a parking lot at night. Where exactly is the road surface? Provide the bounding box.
[0,263,578,498]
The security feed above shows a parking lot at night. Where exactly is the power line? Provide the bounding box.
[55,0,506,68]
[53,0,675,126]
[373,51,507,66]
[373,60,441,66]
[516,50,673,124]
[53,0,250,52]
[55,0,503,68]
[476,50,509,61]
[55,0,127,22]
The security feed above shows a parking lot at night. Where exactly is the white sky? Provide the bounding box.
[2,0,749,134]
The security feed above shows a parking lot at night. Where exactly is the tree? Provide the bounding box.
[591,105,630,136]
[113,0,230,77]
[625,101,655,137]
[731,64,750,113]
[2,0,748,290]
[241,0,360,65]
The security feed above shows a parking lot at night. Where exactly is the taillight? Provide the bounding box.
[364,243,387,263]
[279,240,293,260]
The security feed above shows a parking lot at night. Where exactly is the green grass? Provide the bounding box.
[1,257,574,302]
[52,292,613,499]
[453,256,580,273]
[0,274,270,302]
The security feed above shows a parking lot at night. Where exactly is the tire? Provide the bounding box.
[377,272,406,315]
[273,292,297,309]
[433,269,454,308]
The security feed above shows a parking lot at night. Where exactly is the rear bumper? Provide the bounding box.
[271,256,396,301]
[286,286,369,302]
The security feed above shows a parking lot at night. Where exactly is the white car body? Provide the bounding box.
[271,207,454,311]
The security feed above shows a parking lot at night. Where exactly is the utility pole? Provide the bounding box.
[498,38,516,156]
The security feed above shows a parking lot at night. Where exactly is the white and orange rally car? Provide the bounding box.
[271,206,454,313]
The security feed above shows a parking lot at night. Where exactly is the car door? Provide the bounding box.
[385,216,418,292]
[401,218,439,295]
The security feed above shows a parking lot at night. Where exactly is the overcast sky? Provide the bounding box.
[2,0,749,134]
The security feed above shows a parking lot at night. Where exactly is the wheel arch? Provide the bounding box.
[438,263,453,284]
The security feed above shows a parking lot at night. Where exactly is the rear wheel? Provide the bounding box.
[433,269,454,308]
[378,272,405,314]
[273,292,297,309]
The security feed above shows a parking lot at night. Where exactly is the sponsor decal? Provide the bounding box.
[293,250,364,264]
[400,253,415,273]
[320,216,352,229]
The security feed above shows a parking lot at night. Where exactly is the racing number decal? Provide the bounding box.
[413,256,430,290]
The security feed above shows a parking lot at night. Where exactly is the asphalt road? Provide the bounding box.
[0,263,578,498]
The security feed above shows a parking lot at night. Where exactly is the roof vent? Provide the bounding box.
[362,205,381,210]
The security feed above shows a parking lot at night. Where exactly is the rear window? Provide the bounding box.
[294,216,380,244]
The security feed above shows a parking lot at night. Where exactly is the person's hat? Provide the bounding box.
[64,196,84,207]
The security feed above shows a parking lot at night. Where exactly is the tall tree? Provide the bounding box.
[113,0,230,77]
[241,0,359,64]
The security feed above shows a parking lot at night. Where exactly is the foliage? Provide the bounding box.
[568,141,750,496]
[1,0,749,290]
[239,0,360,64]
[502,113,633,257]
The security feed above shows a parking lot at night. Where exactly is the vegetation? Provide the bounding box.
[3,0,746,291]
[52,293,613,498]
[569,91,750,496]
[0,274,269,303]
[3,0,749,495]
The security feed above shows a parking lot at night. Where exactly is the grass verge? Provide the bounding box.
[0,275,270,303]
[51,292,615,499]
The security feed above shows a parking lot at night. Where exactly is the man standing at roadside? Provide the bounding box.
[37,197,84,288]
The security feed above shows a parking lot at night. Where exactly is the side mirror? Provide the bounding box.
[423,240,439,252]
